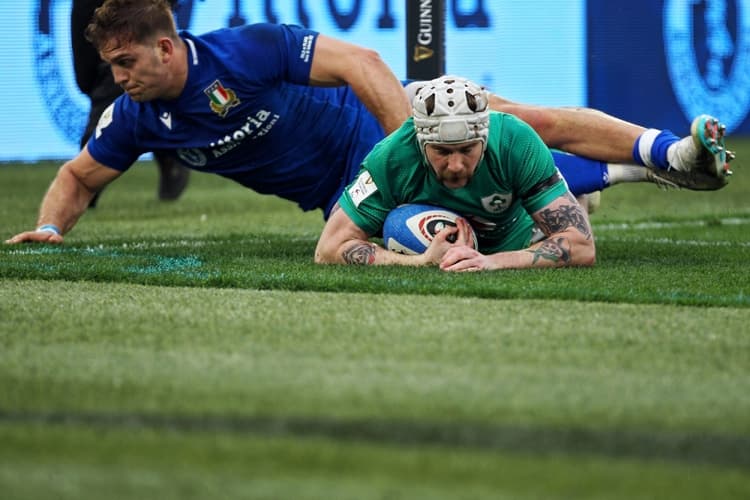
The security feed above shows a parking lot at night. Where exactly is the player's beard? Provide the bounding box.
[433,165,476,189]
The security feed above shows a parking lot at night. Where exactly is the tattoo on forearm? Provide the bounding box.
[527,237,571,265]
[343,243,377,265]
[536,194,592,239]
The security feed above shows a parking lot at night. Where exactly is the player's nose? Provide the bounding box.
[111,66,128,86]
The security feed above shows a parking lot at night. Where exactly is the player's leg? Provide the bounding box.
[489,94,733,190]
[551,151,662,199]
[153,151,190,201]
[636,115,734,177]
[488,94,643,163]
[554,148,728,198]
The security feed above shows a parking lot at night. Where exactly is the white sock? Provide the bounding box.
[607,164,649,185]
[635,129,661,168]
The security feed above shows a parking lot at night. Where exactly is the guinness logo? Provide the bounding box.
[664,0,750,131]
[413,45,434,62]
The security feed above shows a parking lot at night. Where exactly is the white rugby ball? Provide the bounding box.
[382,204,477,255]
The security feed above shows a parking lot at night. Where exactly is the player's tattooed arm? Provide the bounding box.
[534,193,592,240]
[527,237,572,265]
[315,203,381,265]
[316,202,434,267]
[342,242,377,265]
[525,192,596,268]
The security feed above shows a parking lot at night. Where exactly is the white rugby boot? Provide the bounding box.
[667,115,734,178]
[636,115,735,191]
[643,164,727,191]
[606,162,725,191]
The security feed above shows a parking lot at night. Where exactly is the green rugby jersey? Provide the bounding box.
[340,112,568,252]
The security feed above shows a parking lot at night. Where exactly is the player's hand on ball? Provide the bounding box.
[439,246,487,272]
[424,217,475,265]
[452,218,476,247]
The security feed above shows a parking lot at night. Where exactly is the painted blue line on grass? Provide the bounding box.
[125,256,202,275]
[5,245,218,280]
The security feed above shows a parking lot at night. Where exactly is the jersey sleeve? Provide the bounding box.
[498,114,569,213]
[339,120,447,236]
[234,23,319,85]
[521,170,569,214]
[86,97,145,171]
[337,125,421,235]
[339,167,393,236]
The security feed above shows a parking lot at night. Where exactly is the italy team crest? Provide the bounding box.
[204,80,240,117]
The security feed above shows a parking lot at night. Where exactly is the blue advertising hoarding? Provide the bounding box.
[587,0,750,134]
[0,0,585,161]
[2,1,747,162]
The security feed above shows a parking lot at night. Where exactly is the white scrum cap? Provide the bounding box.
[412,75,490,159]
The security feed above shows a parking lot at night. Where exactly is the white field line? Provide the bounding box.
[6,218,749,255]
[593,216,750,247]
[594,216,750,232]
[594,236,750,247]
[6,236,317,255]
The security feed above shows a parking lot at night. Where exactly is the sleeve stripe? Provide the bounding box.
[521,171,563,201]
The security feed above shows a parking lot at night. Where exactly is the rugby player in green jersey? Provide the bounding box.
[315,76,595,271]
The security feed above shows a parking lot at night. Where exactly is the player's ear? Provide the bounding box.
[157,37,174,61]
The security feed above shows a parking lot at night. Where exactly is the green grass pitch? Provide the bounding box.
[1,138,749,499]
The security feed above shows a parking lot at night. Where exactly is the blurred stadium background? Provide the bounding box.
[1,0,748,163]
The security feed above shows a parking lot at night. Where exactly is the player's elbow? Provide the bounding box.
[314,239,339,264]
[574,238,596,267]
[355,46,386,68]
[314,252,335,265]
[314,246,332,265]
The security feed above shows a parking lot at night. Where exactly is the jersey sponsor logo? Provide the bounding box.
[204,80,241,117]
[300,34,314,62]
[95,103,115,139]
[177,110,280,166]
[348,171,377,207]
[481,193,511,214]
[208,110,280,158]
[664,0,750,131]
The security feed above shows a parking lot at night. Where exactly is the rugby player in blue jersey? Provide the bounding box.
[6,0,732,245]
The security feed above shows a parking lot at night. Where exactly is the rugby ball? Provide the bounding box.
[382,204,477,255]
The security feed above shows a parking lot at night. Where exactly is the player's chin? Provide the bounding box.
[125,88,149,102]
[441,176,470,189]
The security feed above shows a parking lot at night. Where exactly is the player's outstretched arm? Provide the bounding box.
[315,205,473,266]
[5,149,122,244]
[308,34,410,134]
[440,193,596,271]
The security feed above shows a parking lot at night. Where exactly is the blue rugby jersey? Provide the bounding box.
[87,23,385,214]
